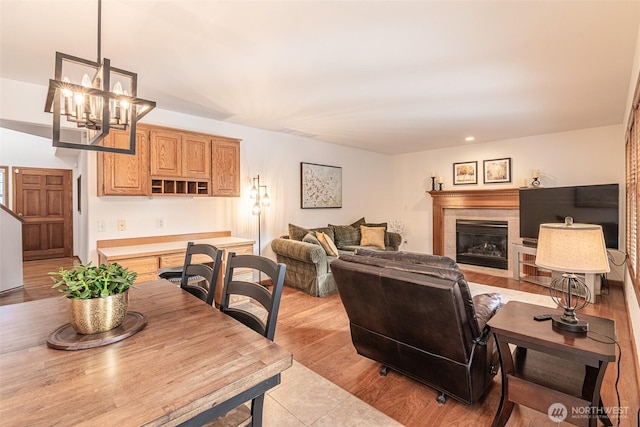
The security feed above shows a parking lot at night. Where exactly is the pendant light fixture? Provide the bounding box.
[44,0,155,154]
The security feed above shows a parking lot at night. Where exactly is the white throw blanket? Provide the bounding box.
[468,282,556,308]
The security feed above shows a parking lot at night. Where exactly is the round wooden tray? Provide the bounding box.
[47,311,147,350]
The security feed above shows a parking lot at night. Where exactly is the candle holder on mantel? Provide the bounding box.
[431,176,437,191]
[531,169,541,187]
[438,182,443,191]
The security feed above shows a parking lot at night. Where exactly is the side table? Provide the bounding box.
[488,301,616,427]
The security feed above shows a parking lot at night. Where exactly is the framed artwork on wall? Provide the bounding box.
[300,162,342,208]
[453,161,478,185]
[483,158,512,184]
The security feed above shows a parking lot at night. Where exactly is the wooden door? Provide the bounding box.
[182,134,211,179]
[211,137,240,197]
[13,167,73,261]
[150,129,181,177]
[97,127,149,196]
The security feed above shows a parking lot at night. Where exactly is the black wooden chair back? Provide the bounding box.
[159,242,222,305]
[220,253,286,340]
[216,252,286,425]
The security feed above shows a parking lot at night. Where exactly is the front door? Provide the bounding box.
[13,167,73,261]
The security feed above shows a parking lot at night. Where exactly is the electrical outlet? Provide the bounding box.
[117,219,126,231]
[157,218,165,229]
[98,220,105,232]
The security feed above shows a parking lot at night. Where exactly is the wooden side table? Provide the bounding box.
[488,301,616,427]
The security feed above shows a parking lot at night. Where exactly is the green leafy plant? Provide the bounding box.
[50,262,137,300]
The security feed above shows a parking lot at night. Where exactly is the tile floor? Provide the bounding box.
[218,360,402,426]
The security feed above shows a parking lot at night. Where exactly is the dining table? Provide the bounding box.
[0,279,293,426]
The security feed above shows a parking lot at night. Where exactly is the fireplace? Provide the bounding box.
[456,220,508,270]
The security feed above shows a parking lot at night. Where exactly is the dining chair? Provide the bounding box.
[219,252,287,425]
[158,242,222,306]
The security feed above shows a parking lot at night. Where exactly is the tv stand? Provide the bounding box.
[512,243,601,303]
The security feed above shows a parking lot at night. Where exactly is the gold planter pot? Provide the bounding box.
[68,291,129,334]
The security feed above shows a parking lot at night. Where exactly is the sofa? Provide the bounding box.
[330,250,503,405]
[270,218,402,297]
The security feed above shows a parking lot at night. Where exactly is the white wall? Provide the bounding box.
[0,126,87,261]
[0,78,394,264]
[0,208,23,292]
[390,124,626,255]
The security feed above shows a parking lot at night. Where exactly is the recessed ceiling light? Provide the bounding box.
[465,136,475,142]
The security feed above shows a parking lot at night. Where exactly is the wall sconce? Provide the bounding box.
[251,175,271,254]
[44,0,155,154]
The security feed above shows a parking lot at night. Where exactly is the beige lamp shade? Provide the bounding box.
[535,223,610,274]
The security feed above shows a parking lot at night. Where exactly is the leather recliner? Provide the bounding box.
[331,249,503,405]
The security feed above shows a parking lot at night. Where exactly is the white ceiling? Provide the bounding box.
[1,1,639,155]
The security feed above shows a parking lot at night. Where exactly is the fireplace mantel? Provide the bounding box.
[428,188,520,255]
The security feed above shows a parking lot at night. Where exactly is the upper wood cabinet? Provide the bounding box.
[97,127,149,196]
[182,134,211,179]
[98,124,240,197]
[211,137,241,197]
[149,129,182,177]
[150,129,211,180]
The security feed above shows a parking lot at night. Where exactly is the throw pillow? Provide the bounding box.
[360,225,386,249]
[329,224,360,249]
[316,232,339,257]
[311,226,335,243]
[302,232,320,246]
[350,217,366,229]
[289,223,310,241]
[365,222,389,246]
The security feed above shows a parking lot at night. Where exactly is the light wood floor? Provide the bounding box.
[3,257,639,426]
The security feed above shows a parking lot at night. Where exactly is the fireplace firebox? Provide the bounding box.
[456,220,508,270]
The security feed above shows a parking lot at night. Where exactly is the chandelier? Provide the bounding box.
[44,0,155,154]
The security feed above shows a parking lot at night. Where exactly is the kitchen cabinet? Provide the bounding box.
[97,232,255,305]
[183,133,211,179]
[211,136,241,197]
[149,128,211,196]
[150,129,211,179]
[149,129,182,177]
[97,124,240,198]
[97,127,149,196]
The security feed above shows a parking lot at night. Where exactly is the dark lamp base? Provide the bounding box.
[551,315,589,333]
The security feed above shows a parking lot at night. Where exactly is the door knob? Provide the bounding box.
[18,213,23,216]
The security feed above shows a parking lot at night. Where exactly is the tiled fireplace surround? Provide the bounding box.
[429,188,520,276]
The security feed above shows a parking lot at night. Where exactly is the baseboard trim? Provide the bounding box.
[0,285,24,296]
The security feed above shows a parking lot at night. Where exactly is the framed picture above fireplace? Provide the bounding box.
[453,161,478,185]
[483,157,512,184]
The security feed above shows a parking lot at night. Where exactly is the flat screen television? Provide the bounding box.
[519,184,619,249]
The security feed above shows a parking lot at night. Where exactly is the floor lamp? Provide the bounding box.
[535,217,610,333]
[250,175,271,255]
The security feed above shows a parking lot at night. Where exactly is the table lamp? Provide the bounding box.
[535,217,610,333]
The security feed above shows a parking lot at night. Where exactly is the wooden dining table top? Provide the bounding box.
[0,279,293,426]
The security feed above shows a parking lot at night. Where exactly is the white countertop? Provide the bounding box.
[98,236,255,259]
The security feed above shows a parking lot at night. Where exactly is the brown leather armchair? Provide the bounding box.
[331,250,503,405]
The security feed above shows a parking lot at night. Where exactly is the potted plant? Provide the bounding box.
[50,262,137,334]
